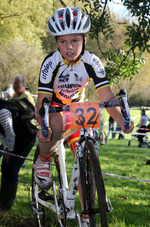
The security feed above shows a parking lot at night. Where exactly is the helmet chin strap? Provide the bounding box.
[80,34,85,56]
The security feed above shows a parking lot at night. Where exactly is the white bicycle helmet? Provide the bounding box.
[48,6,91,36]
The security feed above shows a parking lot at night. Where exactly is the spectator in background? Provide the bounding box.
[107,115,115,139]
[137,109,149,147]
[0,76,37,210]
[5,84,14,99]
[115,124,125,140]
[13,76,34,106]
[0,105,37,210]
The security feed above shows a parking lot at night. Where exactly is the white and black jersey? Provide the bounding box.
[38,50,110,105]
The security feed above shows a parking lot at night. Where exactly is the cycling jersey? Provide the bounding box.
[38,50,110,105]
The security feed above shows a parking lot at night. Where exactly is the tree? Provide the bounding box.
[0,0,52,48]
[0,0,62,92]
[0,0,150,96]
[59,0,149,83]
[0,0,78,92]
[0,39,44,94]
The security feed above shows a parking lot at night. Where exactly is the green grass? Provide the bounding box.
[0,138,150,227]
[0,109,150,226]
[101,139,150,227]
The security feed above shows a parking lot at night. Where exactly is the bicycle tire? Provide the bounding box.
[31,145,66,227]
[83,140,108,227]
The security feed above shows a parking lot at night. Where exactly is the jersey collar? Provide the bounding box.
[62,55,81,66]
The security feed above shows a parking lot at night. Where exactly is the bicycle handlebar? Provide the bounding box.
[39,89,131,138]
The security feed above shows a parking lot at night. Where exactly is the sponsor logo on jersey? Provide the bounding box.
[41,61,53,80]
[58,73,82,83]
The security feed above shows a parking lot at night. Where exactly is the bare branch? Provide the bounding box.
[100,0,108,23]
[0,12,21,20]
[96,34,106,57]
[59,0,66,7]
[74,0,77,6]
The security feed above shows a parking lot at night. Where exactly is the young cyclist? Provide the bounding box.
[34,6,134,226]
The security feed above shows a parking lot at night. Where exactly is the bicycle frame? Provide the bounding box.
[33,127,99,226]
[57,138,80,220]
[33,128,95,225]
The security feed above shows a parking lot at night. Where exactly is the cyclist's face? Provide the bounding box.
[57,34,86,61]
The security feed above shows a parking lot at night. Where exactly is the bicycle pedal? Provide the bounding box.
[106,206,113,212]
[31,202,43,215]
[106,199,113,212]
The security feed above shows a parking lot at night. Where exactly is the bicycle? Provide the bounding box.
[128,127,150,148]
[31,89,131,227]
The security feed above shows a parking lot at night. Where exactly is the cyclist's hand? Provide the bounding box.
[37,127,52,142]
[123,121,134,134]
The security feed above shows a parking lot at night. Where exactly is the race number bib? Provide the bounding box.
[70,102,100,129]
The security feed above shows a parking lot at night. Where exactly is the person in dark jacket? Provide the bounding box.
[0,77,37,210]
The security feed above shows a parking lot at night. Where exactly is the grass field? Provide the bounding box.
[0,109,150,226]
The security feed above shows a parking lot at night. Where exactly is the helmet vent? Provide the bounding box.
[58,10,63,17]
[77,21,81,30]
[73,9,77,16]
[73,18,77,29]
[83,17,90,30]
[55,23,61,32]
[48,21,56,33]
[66,8,71,28]
[52,16,55,22]
[60,19,65,30]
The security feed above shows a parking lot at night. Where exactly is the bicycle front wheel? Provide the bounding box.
[83,139,108,227]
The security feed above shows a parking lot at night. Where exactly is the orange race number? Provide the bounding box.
[70,102,100,129]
